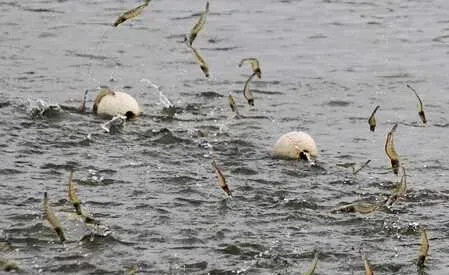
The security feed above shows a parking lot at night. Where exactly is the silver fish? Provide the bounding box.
[113,1,151,27]
[190,46,209,78]
[187,1,209,46]
[417,229,429,268]
[68,171,82,216]
[385,123,400,175]
[43,192,65,242]
[228,94,240,116]
[385,167,407,206]
[243,72,257,106]
[406,84,427,125]
[211,160,232,197]
[368,105,380,132]
[238,58,262,79]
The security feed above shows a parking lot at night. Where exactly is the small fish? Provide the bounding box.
[385,123,400,175]
[238,58,262,79]
[385,167,407,206]
[334,202,381,214]
[68,171,82,216]
[190,46,209,78]
[304,251,319,275]
[211,160,232,197]
[353,160,371,175]
[406,84,427,125]
[43,192,65,243]
[228,94,240,116]
[187,1,210,46]
[112,1,150,27]
[362,254,374,275]
[417,229,429,268]
[368,105,380,132]
[243,72,257,106]
[79,90,88,113]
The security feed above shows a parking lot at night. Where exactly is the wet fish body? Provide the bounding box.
[385,167,407,206]
[113,2,150,27]
[43,192,65,243]
[68,171,82,216]
[385,123,400,175]
[190,46,209,78]
[406,84,427,125]
[368,105,380,132]
[239,58,262,79]
[188,1,210,46]
[211,160,232,197]
[417,229,429,268]
[304,251,319,275]
[228,94,240,116]
[243,72,257,106]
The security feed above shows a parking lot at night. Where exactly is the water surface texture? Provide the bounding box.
[1,0,449,274]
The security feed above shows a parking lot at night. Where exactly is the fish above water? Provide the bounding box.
[187,1,209,46]
[228,94,240,117]
[385,123,400,175]
[211,160,232,197]
[68,171,82,216]
[238,57,262,79]
[43,192,65,243]
[112,0,152,27]
[406,84,427,125]
[304,251,319,275]
[243,72,257,106]
[189,46,209,78]
[368,105,380,132]
[417,229,429,268]
[385,167,407,206]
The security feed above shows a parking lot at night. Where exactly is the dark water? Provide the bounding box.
[1,0,449,274]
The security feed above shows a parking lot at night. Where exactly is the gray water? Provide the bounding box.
[1,0,449,274]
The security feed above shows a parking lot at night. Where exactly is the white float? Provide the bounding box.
[93,88,141,119]
[272,131,319,162]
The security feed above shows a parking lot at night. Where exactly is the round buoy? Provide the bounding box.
[272,131,318,161]
[93,88,141,119]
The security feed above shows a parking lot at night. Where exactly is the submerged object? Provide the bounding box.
[368,105,380,132]
[272,131,319,162]
[333,202,381,214]
[385,123,400,175]
[406,84,427,125]
[93,88,141,118]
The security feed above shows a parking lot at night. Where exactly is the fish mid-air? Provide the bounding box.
[385,123,400,175]
[228,94,240,117]
[238,58,262,79]
[211,160,232,197]
[187,1,210,46]
[43,192,65,243]
[242,72,257,106]
[368,105,380,132]
[406,84,427,125]
[68,171,82,216]
[417,229,429,268]
[189,46,210,78]
[112,0,152,27]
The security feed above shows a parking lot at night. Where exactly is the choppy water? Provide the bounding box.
[1,0,449,274]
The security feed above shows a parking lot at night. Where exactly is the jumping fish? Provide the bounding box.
[43,192,65,243]
[353,160,371,175]
[190,46,209,78]
[417,229,429,268]
[368,105,380,132]
[187,1,210,46]
[112,0,151,27]
[334,202,381,214]
[406,84,427,125]
[362,254,374,275]
[243,72,257,106]
[304,251,319,275]
[385,123,400,175]
[228,94,240,116]
[211,160,232,197]
[238,58,262,79]
[68,171,82,216]
[385,167,407,206]
[79,90,88,113]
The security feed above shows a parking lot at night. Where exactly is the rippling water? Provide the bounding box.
[1,0,449,274]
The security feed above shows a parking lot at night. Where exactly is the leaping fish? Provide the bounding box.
[228,95,240,117]
[211,160,232,197]
[187,1,210,46]
[190,46,209,78]
[417,229,429,268]
[385,167,407,206]
[238,58,262,79]
[362,253,374,275]
[304,251,319,275]
[368,105,380,132]
[112,0,151,27]
[243,72,257,106]
[68,171,82,216]
[406,84,427,125]
[43,192,65,243]
[385,123,400,175]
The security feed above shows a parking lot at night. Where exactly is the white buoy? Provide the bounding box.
[93,88,141,119]
[272,131,319,161]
